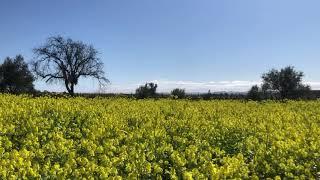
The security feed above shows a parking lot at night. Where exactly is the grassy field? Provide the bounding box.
[0,94,319,179]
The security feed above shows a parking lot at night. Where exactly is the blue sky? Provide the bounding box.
[1,0,320,92]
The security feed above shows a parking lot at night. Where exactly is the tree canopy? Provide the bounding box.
[171,88,186,99]
[261,66,310,99]
[135,83,158,99]
[0,55,35,94]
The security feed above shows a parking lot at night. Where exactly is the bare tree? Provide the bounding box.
[32,36,108,95]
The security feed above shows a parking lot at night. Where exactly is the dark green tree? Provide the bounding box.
[247,85,262,101]
[171,88,186,99]
[261,66,310,99]
[135,82,158,99]
[0,55,35,93]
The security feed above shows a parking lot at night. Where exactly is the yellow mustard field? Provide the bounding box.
[0,94,319,179]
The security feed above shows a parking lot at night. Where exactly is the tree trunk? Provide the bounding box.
[280,90,287,99]
[70,83,74,96]
[65,80,74,96]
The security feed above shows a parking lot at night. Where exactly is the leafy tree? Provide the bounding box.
[0,55,35,93]
[290,84,312,99]
[135,82,158,99]
[247,85,262,101]
[262,66,310,99]
[32,36,108,95]
[171,88,186,99]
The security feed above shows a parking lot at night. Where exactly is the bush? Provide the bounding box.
[171,88,186,99]
[135,82,158,99]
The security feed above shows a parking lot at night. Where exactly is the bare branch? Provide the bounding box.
[32,35,108,95]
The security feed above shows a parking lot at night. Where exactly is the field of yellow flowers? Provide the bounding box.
[0,94,319,179]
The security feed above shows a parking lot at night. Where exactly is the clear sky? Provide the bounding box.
[1,0,320,93]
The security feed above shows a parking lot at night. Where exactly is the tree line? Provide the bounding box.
[0,36,314,100]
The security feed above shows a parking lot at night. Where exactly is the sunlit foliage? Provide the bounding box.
[0,94,319,179]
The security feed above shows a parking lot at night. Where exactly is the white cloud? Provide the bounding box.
[305,81,320,89]
[36,79,320,93]
[102,80,261,93]
[103,80,320,93]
